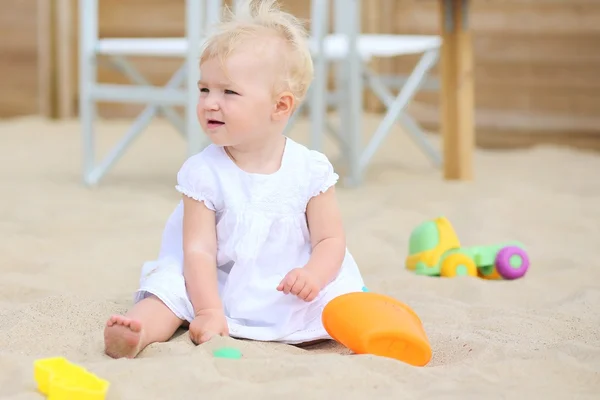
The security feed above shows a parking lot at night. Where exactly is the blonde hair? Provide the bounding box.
[200,0,314,106]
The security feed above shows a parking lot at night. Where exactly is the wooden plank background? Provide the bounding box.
[2,0,600,149]
[0,1,40,117]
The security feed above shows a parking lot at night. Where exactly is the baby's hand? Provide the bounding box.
[277,268,321,302]
[189,308,229,345]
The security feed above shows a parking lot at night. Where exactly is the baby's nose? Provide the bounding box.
[204,98,220,111]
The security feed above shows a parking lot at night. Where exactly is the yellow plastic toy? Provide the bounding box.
[322,291,432,366]
[34,357,109,400]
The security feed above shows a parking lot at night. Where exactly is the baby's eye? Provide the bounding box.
[199,87,209,93]
[224,89,239,95]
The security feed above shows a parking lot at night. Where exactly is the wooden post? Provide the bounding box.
[37,0,53,117]
[439,0,474,180]
[56,0,75,119]
[37,0,75,119]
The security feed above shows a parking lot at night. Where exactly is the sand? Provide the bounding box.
[1,114,599,399]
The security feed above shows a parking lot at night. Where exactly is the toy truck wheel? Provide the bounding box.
[495,246,529,280]
[440,254,477,277]
[478,266,503,280]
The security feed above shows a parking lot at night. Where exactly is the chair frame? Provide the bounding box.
[289,0,442,186]
[78,0,210,186]
[78,0,441,187]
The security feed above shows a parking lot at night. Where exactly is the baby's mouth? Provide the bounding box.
[207,119,225,128]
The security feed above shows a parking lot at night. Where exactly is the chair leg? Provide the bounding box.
[83,68,189,185]
[309,0,329,152]
[309,55,328,152]
[359,49,440,170]
[366,65,442,166]
[79,0,98,186]
[185,0,203,157]
[398,113,442,166]
[110,56,186,136]
[80,57,96,186]
[336,0,363,187]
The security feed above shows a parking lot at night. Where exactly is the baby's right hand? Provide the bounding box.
[189,309,229,345]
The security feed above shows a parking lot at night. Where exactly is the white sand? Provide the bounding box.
[1,115,599,399]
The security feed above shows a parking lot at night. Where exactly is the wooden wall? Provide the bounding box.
[0,1,39,117]
[389,0,600,149]
[2,0,600,149]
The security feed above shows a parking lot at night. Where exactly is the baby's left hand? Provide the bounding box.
[277,268,321,302]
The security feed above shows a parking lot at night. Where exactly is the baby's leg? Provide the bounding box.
[104,295,184,359]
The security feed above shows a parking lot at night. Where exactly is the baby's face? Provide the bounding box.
[197,47,281,148]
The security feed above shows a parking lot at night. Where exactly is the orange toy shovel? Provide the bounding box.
[322,292,432,366]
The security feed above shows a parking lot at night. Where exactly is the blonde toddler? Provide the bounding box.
[103,0,365,358]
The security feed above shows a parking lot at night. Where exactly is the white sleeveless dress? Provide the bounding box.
[134,137,365,344]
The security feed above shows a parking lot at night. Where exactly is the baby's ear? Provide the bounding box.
[272,91,295,120]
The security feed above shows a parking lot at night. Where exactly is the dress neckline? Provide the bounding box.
[220,137,290,178]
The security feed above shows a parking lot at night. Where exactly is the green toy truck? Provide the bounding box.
[405,217,530,280]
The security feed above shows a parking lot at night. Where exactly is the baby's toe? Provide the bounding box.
[129,319,142,332]
[111,315,129,326]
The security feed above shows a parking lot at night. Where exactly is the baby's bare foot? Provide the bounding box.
[104,315,143,359]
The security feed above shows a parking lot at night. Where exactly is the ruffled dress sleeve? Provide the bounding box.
[175,153,218,211]
[308,150,339,199]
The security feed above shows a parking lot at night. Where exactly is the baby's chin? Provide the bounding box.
[205,135,228,146]
[202,129,234,147]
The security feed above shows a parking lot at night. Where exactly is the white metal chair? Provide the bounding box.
[288,0,442,185]
[78,0,228,186]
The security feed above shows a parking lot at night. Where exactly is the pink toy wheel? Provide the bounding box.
[495,246,529,280]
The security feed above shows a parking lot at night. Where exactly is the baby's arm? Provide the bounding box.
[304,186,346,287]
[182,196,222,314]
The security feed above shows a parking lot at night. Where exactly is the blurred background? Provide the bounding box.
[3,0,600,153]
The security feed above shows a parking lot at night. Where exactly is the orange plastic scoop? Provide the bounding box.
[322,292,432,366]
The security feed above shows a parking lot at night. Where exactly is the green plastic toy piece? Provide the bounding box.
[405,216,530,280]
[212,347,242,359]
[408,221,440,255]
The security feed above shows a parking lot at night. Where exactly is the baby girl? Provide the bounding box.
[104,0,365,358]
